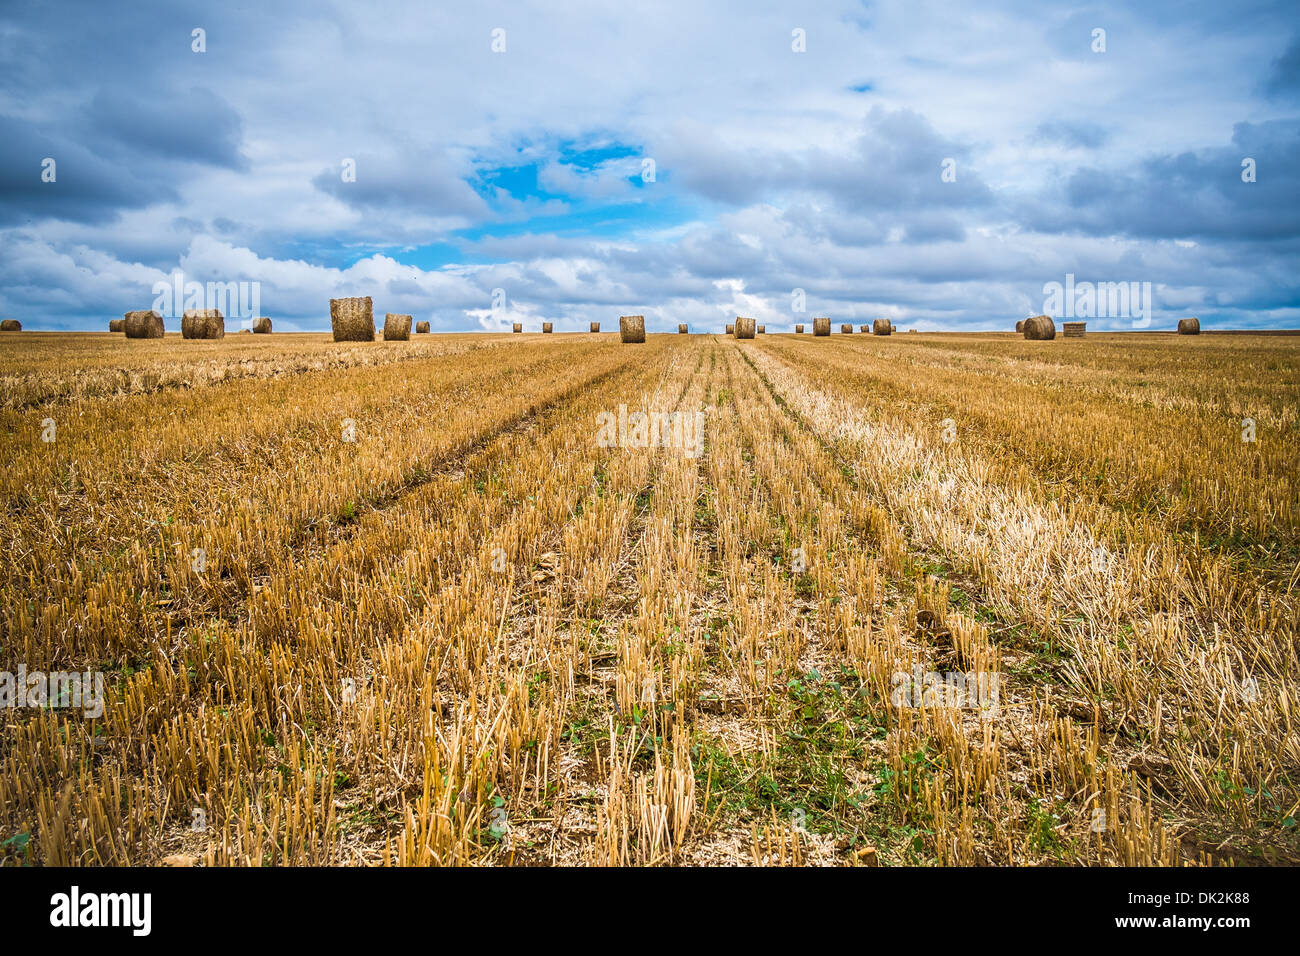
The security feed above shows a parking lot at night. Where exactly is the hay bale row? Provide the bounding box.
[1023,314,1056,340]
[331,297,374,342]
[253,316,272,334]
[182,309,225,339]
[795,324,804,334]
[873,318,892,336]
[813,317,830,336]
[735,316,755,339]
[620,315,646,343]
[108,318,125,333]
[678,324,688,333]
[125,310,165,339]
[383,313,412,341]
[543,322,553,333]
[0,319,21,332]
[1062,321,1086,337]
[1178,317,1200,335]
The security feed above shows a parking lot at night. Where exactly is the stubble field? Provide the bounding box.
[1,329,1297,866]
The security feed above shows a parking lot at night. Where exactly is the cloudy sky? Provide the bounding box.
[2,0,1297,331]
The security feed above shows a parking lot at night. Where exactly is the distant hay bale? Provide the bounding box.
[108,318,124,332]
[757,324,765,334]
[415,321,430,333]
[841,324,853,334]
[542,322,553,333]
[383,313,412,341]
[1015,320,1025,333]
[124,310,165,339]
[1062,321,1086,337]
[0,319,20,332]
[330,297,374,342]
[813,317,830,336]
[1178,317,1201,335]
[891,323,897,333]
[860,325,869,333]
[908,328,917,333]
[795,324,804,333]
[873,319,892,336]
[590,322,600,333]
[182,309,225,339]
[252,316,272,334]
[735,316,755,339]
[726,324,734,335]
[678,324,688,333]
[620,315,646,343]
[513,323,522,333]
[1023,314,1057,340]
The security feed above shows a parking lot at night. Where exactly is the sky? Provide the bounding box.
[1,0,1298,332]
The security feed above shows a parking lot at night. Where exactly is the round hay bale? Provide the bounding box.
[841,324,853,334]
[619,315,646,343]
[182,309,225,339]
[726,324,734,335]
[124,310,165,339]
[757,325,765,334]
[859,324,869,333]
[1015,320,1025,333]
[590,322,601,333]
[542,322,553,333]
[1177,317,1200,335]
[813,317,830,336]
[735,316,755,339]
[108,318,125,333]
[512,323,522,333]
[1023,314,1057,340]
[330,297,374,342]
[795,324,804,333]
[873,319,892,336]
[0,319,21,332]
[678,324,688,333]
[415,320,430,333]
[891,323,897,333]
[383,313,412,341]
[252,316,272,334]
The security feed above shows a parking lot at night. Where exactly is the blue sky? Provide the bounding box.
[1,0,1298,331]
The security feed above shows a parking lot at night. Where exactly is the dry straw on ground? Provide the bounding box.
[813,317,830,336]
[0,319,20,331]
[735,316,756,339]
[513,323,522,333]
[678,324,688,334]
[543,322,553,333]
[384,313,412,341]
[108,319,124,332]
[253,317,272,334]
[619,315,646,343]
[182,309,225,339]
[330,297,374,342]
[1023,314,1057,340]
[1063,322,1086,338]
[1178,317,1201,335]
[415,321,430,334]
[873,319,892,336]
[124,310,165,339]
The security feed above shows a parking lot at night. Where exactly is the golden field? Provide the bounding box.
[1,329,1297,866]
